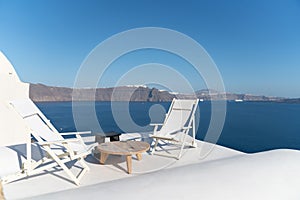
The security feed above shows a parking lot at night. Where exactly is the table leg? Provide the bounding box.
[100,152,108,164]
[126,155,132,174]
[136,153,142,161]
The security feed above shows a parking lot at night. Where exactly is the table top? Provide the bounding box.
[97,141,150,155]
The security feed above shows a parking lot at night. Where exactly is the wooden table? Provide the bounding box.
[97,141,150,174]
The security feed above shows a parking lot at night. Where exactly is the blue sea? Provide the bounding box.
[36,101,300,153]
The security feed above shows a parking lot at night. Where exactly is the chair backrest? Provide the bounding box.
[159,99,198,135]
[10,99,63,142]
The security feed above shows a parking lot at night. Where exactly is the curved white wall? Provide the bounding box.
[0,51,30,146]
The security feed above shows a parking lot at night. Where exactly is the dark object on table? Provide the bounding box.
[94,132,122,143]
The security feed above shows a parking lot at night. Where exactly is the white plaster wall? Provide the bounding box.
[0,51,30,146]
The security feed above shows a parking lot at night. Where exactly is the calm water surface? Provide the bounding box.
[36,101,300,153]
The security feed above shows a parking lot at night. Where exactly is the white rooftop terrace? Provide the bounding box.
[3,134,300,200]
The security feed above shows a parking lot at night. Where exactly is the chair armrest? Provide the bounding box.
[60,131,91,136]
[38,138,80,146]
[182,126,192,130]
[150,123,164,133]
[150,123,164,126]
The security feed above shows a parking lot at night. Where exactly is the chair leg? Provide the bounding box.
[46,147,81,186]
[177,145,184,160]
[191,116,197,147]
[151,139,159,155]
[78,157,90,171]
[0,181,4,200]
[77,158,90,181]
[177,133,188,159]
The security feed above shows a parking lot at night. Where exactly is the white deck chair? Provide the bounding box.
[150,99,199,159]
[10,99,97,186]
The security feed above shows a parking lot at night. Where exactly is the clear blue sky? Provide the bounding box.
[0,0,299,97]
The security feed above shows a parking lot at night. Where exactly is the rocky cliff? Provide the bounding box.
[29,83,297,103]
[29,84,175,102]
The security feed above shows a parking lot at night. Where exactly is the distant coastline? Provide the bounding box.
[29,83,300,103]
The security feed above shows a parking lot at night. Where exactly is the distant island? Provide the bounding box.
[29,83,300,103]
